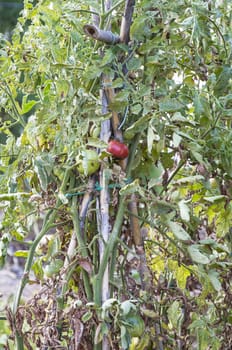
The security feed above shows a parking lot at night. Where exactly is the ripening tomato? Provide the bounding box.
[107,140,129,159]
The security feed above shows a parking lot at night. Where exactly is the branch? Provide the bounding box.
[120,0,135,44]
[64,178,95,268]
[83,24,120,44]
[128,194,142,246]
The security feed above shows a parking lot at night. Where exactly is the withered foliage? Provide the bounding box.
[6,276,94,350]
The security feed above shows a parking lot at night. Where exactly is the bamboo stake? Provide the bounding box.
[83,24,120,45]
[120,0,135,43]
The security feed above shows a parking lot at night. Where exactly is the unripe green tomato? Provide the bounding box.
[76,149,100,176]
[89,124,101,138]
[44,259,63,278]
[126,314,145,337]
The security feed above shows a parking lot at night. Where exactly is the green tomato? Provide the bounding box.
[44,259,63,278]
[125,314,145,337]
[89,124,101,138]
[76,149,100,176]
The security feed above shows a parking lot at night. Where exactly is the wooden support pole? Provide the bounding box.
[83,24,120,45]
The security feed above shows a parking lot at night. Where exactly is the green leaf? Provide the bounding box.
[33,154,54,191]
[178,200,190,222]
[174,175,204,184]
[194,94,211,121]
[20,95,39,114]
[127,56,141,71]
[14,250,28,258]
[99,50,115,67]
[124,114,151,139]
[159,98,184,112]
[120,325,129,350]
[208,269,222,291]
[0,193,31,201]
[82,311,93,323]
[120,300,137,316]
[167,221,191,241]
[173,132,182,147]
[167,300,184,331]
[32,258,44,280]
[214,66,232,97]
[147,126,156,154]
[171,112,195,125]
[130,15,149,40]
[141,307,158,319]
[204,195,226,203]
[55,79,70,97]
[175,265,191,289]
[187,245,210,264]
[87,137,107,149]
[119,179,144,197]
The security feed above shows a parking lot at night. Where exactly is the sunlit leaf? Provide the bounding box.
[159,98,184,112]
[187,245,210,264]
[178,200,190,222]
[14,250,28,258]
[167,300,184,331]
[208,269,222,291]
[167,221,191,241]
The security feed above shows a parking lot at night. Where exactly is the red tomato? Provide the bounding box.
[107,140,129,159]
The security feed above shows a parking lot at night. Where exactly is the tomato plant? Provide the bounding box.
[0,0,232,350]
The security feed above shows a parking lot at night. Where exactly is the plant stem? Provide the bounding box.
[1,83,26,128]
[103,0,124,19]
[71,196,93,300]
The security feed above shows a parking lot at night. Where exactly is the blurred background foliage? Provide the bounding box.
[0,1,23,35]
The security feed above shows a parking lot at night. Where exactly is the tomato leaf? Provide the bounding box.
[187,245,210,264]
[167,221,191,241]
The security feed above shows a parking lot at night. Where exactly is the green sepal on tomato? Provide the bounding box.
[107,140,129,159]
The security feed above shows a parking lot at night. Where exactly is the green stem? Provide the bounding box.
[207,17,228,58]
[103,0,124,20]
[70,9,99,16]
[93,200,126,305]
[71,196,93,300]
[161,158,186,193]
[101,0,105,15]
[1,83,26,128]
[109,246,117,297]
